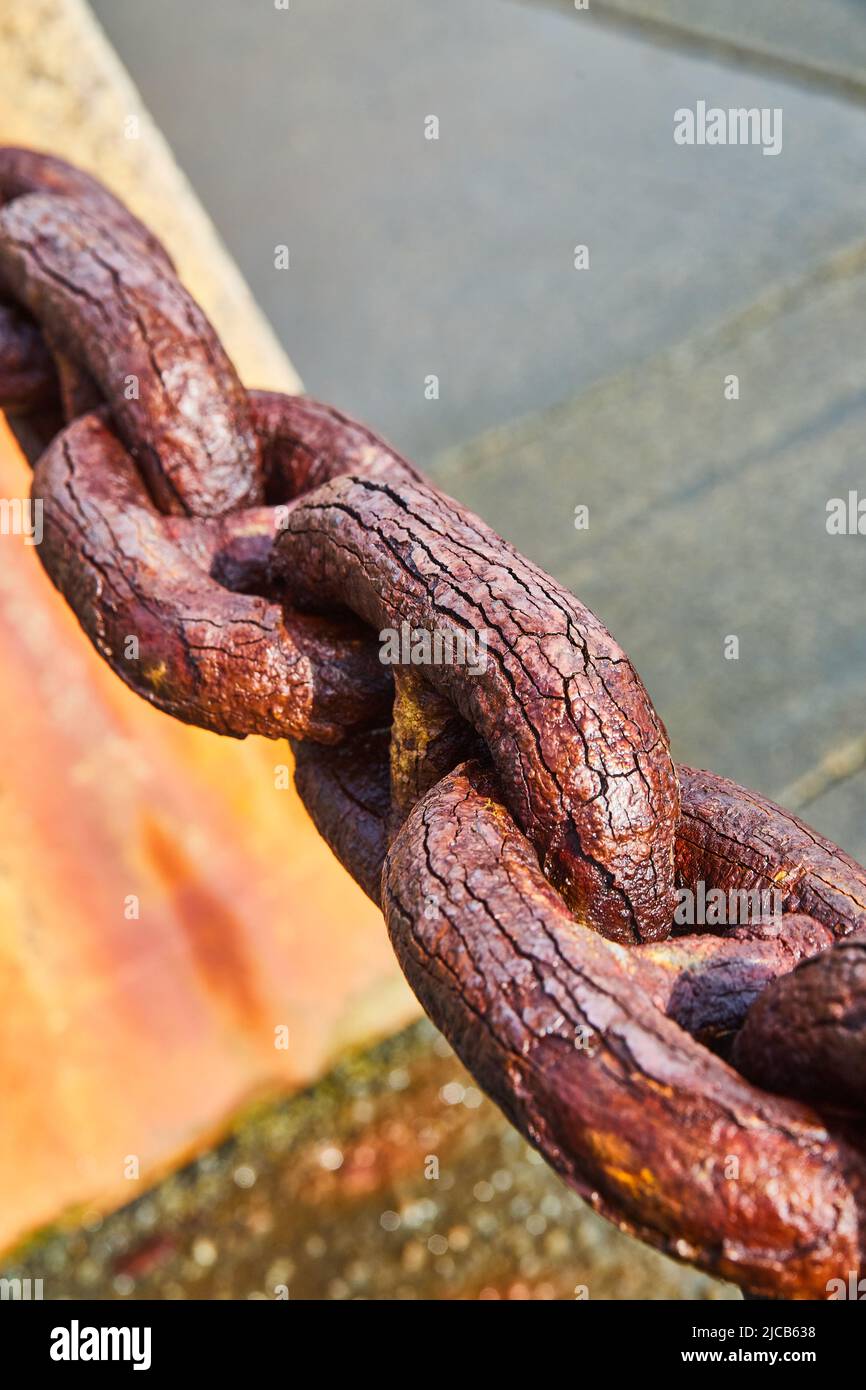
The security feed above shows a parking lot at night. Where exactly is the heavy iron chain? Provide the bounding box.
[1,149,864,1300]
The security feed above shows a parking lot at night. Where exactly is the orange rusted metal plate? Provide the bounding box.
[0,415,418,1256]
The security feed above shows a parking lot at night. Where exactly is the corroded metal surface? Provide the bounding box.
[4,152,865,1295]
[2,1024,735,1301]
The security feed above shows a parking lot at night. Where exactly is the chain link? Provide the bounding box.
[1,149,864,1299]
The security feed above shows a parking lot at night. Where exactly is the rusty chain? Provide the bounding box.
[1,149,864,1300]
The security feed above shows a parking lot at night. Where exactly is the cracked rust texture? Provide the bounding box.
[273,474,680,945]
[0,149,176,449]
[676,764,866,940]
[288,721,866,1025]
[3,147,866,1298]
[630,915,837,1047]
[0,189,259,517]
[382,761,866,1299]
[0,148,173,269]
[29,392,421,743]
[735,936,866,1111]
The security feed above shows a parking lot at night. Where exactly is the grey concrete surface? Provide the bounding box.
[432,242,866,861]
[535,0,866,100]
[807,766,866,862]
[91,0,866,466]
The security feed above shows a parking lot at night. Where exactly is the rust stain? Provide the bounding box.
[143,660,168,689]
[604,1164,657,1198]
[142,816,263,1030]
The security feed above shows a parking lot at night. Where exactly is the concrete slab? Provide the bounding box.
[804,765,866,866]
[540,0,866,102]
[431,242,866,858]
[91,0,866,463]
